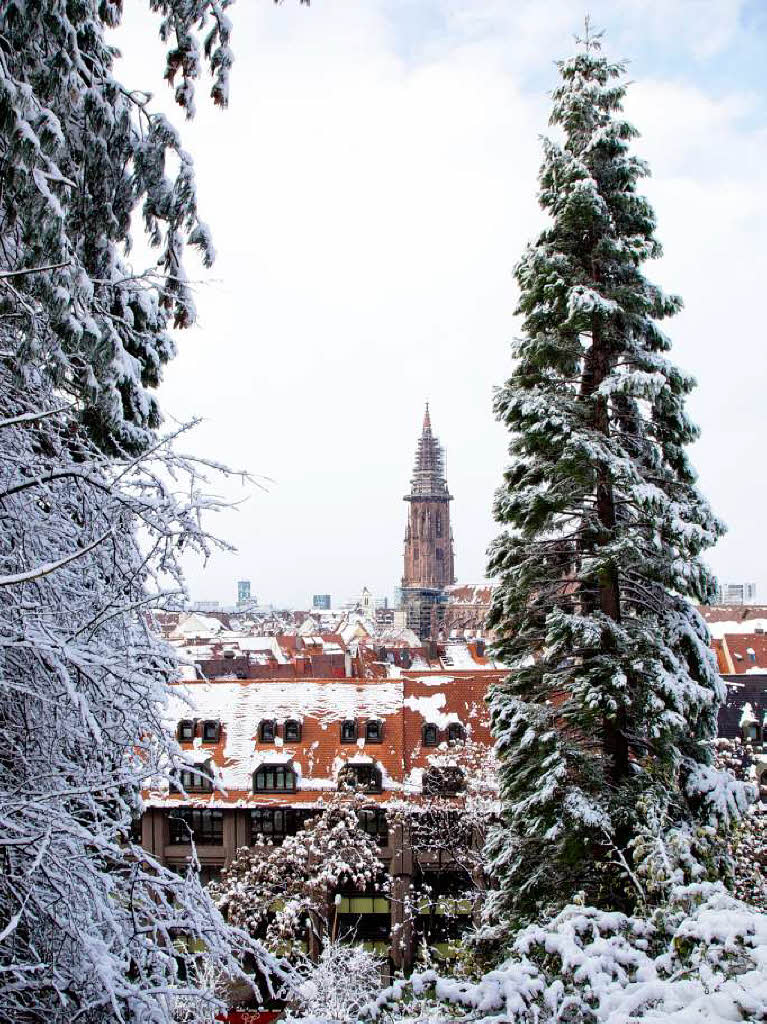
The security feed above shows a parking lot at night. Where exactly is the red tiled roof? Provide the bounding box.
[146,671,502,808]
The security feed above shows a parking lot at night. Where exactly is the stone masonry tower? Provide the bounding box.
[401,404,455,639]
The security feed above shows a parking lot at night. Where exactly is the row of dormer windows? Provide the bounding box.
[259,718,385,744]
[178,717,466,748]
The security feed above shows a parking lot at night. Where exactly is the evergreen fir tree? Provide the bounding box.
[486,24,744,925]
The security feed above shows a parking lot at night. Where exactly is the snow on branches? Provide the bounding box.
[373,884,767,1024]
[0,369,277,1023]
[284,941,385,1024]
[210,797,388,955]
[0,1,236,453]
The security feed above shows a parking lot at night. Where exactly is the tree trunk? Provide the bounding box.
[583,316,629,783]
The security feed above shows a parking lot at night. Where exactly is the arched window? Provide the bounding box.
[284,719,302,743]
[202,720,220,744]
[259,720,276,743]
[365,720,383,743]
[435,511,443,538]
[436,547,444,561]
[177,719,195,742]
[177,761,214,793]
[338,763,382,793]
[341,720,357,743]
[253,765,297,793]
[422,723,439,747]
[447,722,465,744]
[422,766,465,796]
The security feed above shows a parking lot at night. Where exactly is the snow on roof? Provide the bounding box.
[445,583,494,605]
[166,680,403,790]
[172,612,226,637]
[706,618,767,639]
[403,691,460,729]
[238,636,289,664]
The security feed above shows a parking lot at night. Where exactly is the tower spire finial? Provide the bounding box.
[423,401,431,434]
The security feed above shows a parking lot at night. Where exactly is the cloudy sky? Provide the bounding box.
[115,0,766,609]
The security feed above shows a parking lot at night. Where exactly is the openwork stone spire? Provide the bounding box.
[409,403,451,500]
[402,405,456,619]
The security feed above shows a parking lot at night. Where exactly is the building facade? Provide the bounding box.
[401,405,456,640]
[141,665,501,975]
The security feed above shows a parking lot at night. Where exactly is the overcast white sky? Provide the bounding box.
[115,0,766,609]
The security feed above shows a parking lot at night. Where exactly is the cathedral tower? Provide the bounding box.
[401,405,455,638]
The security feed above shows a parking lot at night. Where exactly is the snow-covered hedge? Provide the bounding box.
[373,884,767,1023]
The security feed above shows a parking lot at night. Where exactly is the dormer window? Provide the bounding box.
[422,723,439,747]
[259,720,276,743]
[284,719,302,743]
[253,765,296,793]
[341,720,357,743]
[177,720,195,742]
[202,720,220,744]
[177,761,214,793]
[447,722,465,744]
[365,720,383,743]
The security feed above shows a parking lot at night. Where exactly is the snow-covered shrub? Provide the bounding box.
[714,738,767,908]
[284,940,385,1024]
[210,797,387,954]
[373,884,767,1023]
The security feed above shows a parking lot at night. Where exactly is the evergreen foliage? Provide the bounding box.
[0,0,231,454]
[486,26,744,924]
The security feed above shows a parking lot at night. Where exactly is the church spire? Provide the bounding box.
[409,405,450,499]
[401,405,456,638]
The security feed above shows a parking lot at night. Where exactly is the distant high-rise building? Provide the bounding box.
[401,404,456,640]
[237,580,252,606]
[717,582,757,605]
[312,594,331,610]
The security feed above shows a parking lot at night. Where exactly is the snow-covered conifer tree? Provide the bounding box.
[486,24,744,924]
